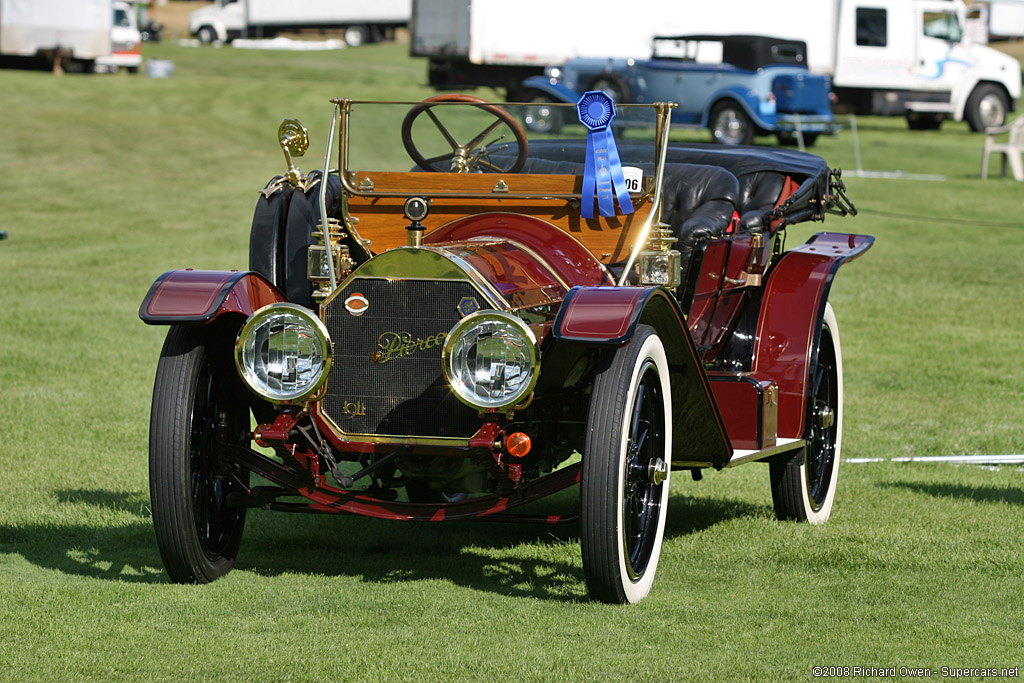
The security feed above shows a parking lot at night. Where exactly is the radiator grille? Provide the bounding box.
[322,278,488,438]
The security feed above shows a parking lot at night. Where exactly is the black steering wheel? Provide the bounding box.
[401,94,528,173]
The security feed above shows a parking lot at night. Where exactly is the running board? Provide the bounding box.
[724,438,805,468]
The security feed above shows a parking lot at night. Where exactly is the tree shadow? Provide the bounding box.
[1,487,763,600]
[879,481,1024,506]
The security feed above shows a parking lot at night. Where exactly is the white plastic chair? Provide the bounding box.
[981,116,1024,181]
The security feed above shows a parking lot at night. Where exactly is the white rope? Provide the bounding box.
[847,455,1024,465]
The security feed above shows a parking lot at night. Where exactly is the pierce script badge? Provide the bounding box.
[370,331,447,364]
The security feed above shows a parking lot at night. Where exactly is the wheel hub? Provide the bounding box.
[815,404,835,430]
[647,458,668,486]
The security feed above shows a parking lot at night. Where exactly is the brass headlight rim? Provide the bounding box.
[442,310,539,410]
[234,302,334,404]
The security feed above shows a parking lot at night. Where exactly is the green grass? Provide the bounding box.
[1,42,1023,681]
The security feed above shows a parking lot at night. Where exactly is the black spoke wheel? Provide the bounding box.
[582,325,672,604]
[150,325,250,583]
[770,302,843,523]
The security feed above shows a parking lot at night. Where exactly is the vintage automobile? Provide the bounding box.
[520,34,835,146]
[140,94,869,603]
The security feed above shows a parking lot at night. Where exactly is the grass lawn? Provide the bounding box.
[1,41,1022,681]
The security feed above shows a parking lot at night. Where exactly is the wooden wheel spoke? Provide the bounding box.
[423,107,462,150]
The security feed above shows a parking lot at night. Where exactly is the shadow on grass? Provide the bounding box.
[0,488,762,600]
[0,489,165,583]
[880,481,1024,506]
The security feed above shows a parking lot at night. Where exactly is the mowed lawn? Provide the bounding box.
[1,42,1022,681]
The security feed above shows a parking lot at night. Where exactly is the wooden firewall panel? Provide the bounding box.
[344,172,654,264]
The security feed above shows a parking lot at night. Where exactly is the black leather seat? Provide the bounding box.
[660,163,739,285]
[735,171,786,232]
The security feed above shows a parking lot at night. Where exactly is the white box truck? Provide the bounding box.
[663,0,1021,131]
[0,0,112,69]
[189,0,411,47]
[413,0,1021,131]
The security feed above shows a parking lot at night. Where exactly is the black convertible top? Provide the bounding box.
[651,35,808,71]
[515,139,853,226]
[524,139,831,182]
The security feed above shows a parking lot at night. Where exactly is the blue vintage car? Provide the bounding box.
[521,34,835,146]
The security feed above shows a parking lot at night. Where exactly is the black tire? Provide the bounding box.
[150,325,250,583]
[906,113,943,130]
[588,75,631,104]
[522,91,563,134]
[248,179,294,291]
[581,325,672,604]
[344,25,369,47]
[770,303,842,524]
[709,100,755,145]
[196,25,218,44]
[965,83,1008,132]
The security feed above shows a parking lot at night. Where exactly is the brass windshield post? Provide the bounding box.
[618,101,676,286]
[318,103,340,292]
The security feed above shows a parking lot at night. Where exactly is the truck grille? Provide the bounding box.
[322,278,488,438]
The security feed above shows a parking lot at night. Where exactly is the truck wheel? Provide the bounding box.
[196,25,218,44]
[522,91,563,134]
[588,75,630,104]
[710,101,754,145]
[344,25,369,47]
[150,325,250,583]
[965,84,1008,132]
[770,302,842,524]
[581,325,672,604]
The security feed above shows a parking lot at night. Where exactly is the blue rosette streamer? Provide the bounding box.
[576,91,634,219]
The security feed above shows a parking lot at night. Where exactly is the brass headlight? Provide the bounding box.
[442,311,539,410]
[235,303,332,403]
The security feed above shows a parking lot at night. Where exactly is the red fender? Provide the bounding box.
[139,269,287,325]
[553,285,732,468]
[753,232,874,438]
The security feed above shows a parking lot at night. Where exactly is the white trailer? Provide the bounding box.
[411,0,666,97]
[664,0,1021,131]
[967,1,1024,41]
[0,0,112,66]
[189,0,411,47]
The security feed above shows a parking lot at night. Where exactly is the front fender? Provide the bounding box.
[521,75,580,104]
[139,269,287,325]
[553,286,731,468]
[753,232,874,439]
[702,89,776,130]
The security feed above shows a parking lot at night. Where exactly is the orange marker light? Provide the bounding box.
[506,432,532,458]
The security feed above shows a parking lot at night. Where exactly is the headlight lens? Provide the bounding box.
[443,311,539,409]
[235,303,332,403]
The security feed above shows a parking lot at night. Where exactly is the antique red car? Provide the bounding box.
[140,95,870,603]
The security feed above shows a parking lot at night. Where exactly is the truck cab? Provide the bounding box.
[834,0,1021,130]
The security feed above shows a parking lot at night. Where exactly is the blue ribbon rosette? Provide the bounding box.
[576,91,634,220]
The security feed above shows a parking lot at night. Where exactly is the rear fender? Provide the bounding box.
[139,269,287,325]
[753,232,874,438]
[521,75,579,104]
[553,286,731,468]
[702,89,775,130]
